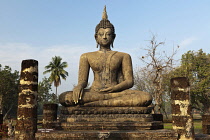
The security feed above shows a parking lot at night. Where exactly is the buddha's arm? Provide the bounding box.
[73,53,90,103]
[101,53,134,92]
[114,53,134,90]
[77,53,90,88]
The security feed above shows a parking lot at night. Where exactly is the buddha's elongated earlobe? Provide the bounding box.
[95,34,99,48]
[111,34,115,48]
[111,38,115,48]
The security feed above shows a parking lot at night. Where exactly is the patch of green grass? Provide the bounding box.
[194,120,202,134]
[164,119,202,134]
[37,125,42,129]
[164,123,172,129]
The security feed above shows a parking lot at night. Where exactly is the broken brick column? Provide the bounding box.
[171,77,194,140]
[15,60,38,140]
[202,115,210,134]
[42,103,58,129]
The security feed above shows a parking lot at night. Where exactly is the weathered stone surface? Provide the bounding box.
[60,106,153,115]
[59,6,152,108]
[35,129,178,140]
[57,106,163,131]
[58,121,163,131]
[152,114,163,122]
[43,104,58,129]
[195,134,210,140]
[60,114,154,122]
[15,59,38,140]
[171,77,194,140]
[171,77,190,101]
[203,115,210,134]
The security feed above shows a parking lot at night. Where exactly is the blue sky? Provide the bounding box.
[0,1,210,94]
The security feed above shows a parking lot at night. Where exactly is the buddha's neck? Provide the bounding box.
[99,46,111,53]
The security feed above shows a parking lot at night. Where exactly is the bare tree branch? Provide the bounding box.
[135,35,179,114]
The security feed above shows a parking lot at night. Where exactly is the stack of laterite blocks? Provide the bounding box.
[36,105,178,140]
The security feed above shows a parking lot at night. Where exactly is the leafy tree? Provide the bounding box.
[37,77,56,114]
[0,65,19,119]
[169,49,210,114]
[43,56,68,101]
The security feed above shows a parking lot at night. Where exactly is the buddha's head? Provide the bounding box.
[95,6,116,48]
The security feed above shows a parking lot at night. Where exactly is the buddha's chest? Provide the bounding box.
[88,52,122,72]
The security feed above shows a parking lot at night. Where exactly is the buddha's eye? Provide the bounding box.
[99,33,103,37]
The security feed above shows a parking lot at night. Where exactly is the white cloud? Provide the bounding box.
[0,42,140,95]
[0,43,93,94]
[179,37,198,48]
[0,43,34,70]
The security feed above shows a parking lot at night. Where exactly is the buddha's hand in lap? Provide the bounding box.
[100,86,116,92]
[73,85,84,104]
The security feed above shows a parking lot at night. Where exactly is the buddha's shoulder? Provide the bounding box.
[79,52,98,59]
[115,51,131,56]
[80,51,131,57]
[80,51,98,57]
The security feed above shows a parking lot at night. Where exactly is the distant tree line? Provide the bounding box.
[0,55,69,117]
[0,65,19,119]
[168,49,210,114]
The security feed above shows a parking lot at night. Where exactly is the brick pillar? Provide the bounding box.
[202,115,210,134]
[42,103,58,129]
[171,77,194,140]
[15,60,38,140]
[0,114,3,124]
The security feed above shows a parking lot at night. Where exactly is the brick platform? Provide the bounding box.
[58,107,163,131]
[195,134,210,140]
[36,106,177,139]
[35,129,178,140]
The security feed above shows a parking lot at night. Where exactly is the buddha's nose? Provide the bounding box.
[103,34,107,39]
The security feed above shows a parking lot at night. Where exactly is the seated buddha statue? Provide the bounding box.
[59,6,152,107]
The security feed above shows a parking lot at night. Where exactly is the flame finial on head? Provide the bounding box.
[95,5,115,48]
[102,5,108,20]
[95,5,115,34]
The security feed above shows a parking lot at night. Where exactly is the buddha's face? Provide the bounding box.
[95,28,115,47]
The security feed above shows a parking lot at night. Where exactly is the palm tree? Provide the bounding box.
[43,56,68,101]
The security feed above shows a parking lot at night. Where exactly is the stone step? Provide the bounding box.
[57,121,163,131]
[60,106,153,115]
[35,129,178,140]
[60,114,154,122]
[195,134,210,140]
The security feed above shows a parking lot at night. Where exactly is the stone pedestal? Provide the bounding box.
[34,101,181,140]
[42,103,58,129]
[57,106,163,131]
[35,106,178,140]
